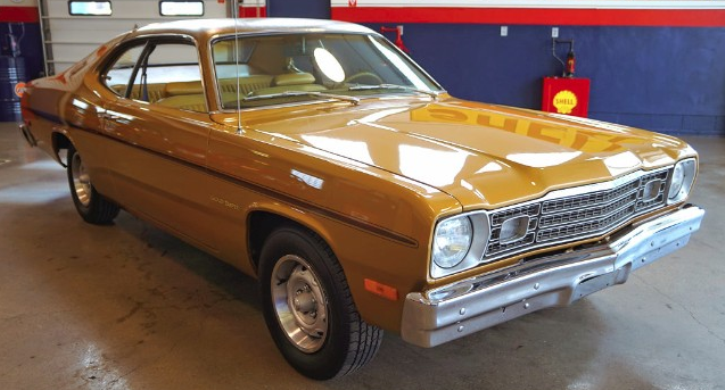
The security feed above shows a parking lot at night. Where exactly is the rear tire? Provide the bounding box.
[67,145,120,225]
[259,225,383,380]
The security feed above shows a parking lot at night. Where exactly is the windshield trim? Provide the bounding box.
[207,93,441,116]
[207,31,444,113]
[241,90,360,105]
[347,83,445,100]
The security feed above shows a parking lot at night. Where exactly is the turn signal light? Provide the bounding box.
[364,279,399,301]
[499,215,530,243]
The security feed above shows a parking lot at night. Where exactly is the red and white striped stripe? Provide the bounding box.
[330,0,725,26]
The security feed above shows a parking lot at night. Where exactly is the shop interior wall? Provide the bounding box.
[266,0,724,136]
[5,0,723,136]
[0,1,43,80]
[365,23,725,135]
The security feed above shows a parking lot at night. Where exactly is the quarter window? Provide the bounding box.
[103,43,145,97]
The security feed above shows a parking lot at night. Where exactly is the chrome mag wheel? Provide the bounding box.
[259,226,383,379]
[271,254,329,353]
[71,152,92,208]
[66,145,120,225]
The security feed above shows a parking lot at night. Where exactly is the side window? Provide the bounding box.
[130,43,206,112]
[103,41,206,112]
[104,43,145,97]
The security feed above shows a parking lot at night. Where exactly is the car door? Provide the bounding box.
[97,37,221,253]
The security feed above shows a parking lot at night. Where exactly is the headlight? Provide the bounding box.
[668,158,697,204]
[430,214,491,279]
[432,216,472,269]
[669,164,685,197]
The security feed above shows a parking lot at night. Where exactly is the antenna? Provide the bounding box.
[233,0,242,134]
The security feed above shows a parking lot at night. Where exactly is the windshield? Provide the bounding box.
[212,33,442,109]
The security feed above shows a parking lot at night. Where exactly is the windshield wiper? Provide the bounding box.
[347,84,443,100]
[242,91,360,105]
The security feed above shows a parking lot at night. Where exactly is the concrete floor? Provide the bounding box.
[1,122,724,390]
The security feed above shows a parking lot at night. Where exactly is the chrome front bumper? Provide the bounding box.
[401,205,705,348]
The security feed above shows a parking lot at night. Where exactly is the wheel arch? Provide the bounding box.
[51,131,73,167]
[246,206,338,276]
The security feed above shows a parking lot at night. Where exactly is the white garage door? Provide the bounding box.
[40,0,228,75]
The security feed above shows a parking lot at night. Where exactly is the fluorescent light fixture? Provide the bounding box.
[68,1,112,16]
[159,1,204,16]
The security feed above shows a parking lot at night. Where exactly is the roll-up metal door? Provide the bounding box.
[38,0,228,75]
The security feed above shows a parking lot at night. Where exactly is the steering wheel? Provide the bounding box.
[343,71,384,85]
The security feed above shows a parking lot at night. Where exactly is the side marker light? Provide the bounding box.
[364,279,399,301]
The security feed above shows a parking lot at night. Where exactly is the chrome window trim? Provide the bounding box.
[210,94,435,116]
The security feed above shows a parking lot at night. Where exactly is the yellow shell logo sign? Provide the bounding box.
[553,90,578,115]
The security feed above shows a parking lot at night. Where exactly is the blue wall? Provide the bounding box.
[369,23,725,135]
[268,0,330,19]
[0,22,44,81]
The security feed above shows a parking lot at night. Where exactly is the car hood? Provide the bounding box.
[219,97,695,209]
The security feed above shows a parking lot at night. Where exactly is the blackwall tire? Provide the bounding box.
[67,145,120,225]
[259,225,383,380]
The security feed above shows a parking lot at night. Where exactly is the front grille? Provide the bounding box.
[491,204,540,226]
[541,179,640,215]
[537,203,636,242]
[487,232,536,255]
[539,191,638,228]
[487,204,540,256]
[484,168,669,259]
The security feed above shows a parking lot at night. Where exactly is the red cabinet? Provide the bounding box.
[542,77,591,118]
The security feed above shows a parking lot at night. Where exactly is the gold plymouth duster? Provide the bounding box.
[19,19,704,379]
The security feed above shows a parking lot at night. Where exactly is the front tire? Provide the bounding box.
[67,145,120,225]
[259,226,383,380]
